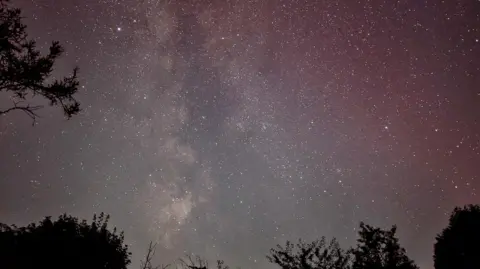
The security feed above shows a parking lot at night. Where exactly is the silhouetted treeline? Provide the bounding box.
[0,213,130,269]
[267,222,417,269]
[1,204,479,269]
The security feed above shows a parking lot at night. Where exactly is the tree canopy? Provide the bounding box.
[351,222,418,269]
[0,213,131,269]
[434,204,480,269]
[267,222,418,269]
[0,0,81,123]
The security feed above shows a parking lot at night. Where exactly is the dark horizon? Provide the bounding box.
[1,1,479,268]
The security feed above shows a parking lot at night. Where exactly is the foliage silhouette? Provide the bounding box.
[0,0,81,123]
[434,204,480,269]
[267,237,351,269]
[351,222,418,269]
[0,213,131,269]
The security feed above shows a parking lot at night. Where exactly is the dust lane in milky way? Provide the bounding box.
[0,0,479,268]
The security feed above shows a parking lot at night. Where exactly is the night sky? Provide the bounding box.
[1,0,479,268]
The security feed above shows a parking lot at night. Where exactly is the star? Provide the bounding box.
[1,2,478,269]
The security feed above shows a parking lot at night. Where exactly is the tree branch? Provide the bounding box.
[140,241,169,269]
[0,100,42,125]
[179,255,208,269]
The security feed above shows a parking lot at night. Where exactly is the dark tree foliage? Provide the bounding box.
[351,222,418,269]
[0,213,131,269]
[0,0,80,123]
[267,237,351,269]
[434,204,480,269]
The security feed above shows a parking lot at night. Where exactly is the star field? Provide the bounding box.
[1,1,479,268]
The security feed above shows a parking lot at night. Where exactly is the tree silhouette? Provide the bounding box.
[351,222,418,269]
[267,237,351,269]
[434,204,480,269]
[0,0,81,123]
[0,213,131,269]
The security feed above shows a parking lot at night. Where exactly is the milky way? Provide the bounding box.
[1,0,479,268]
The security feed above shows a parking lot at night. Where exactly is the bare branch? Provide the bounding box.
[0,100,43,125]
[140,241,169,269]
[178,256,229,269]
[179,255,208,269]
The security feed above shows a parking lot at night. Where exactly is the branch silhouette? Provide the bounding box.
[0,0,81,123]
[140,242,169,269]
